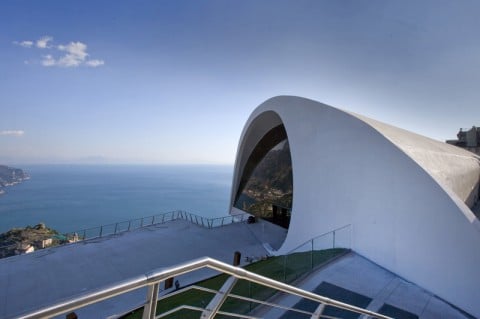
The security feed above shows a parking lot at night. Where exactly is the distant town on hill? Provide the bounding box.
[0,223,67,259]
[0,165,29,196]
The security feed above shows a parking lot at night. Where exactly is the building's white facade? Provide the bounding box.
[230,96,480,317]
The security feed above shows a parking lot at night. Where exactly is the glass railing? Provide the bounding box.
[283,224,351,282]
[63,210,251,242]
[208,213,249,228]
[222,224,352,315]
[64,211,179,241]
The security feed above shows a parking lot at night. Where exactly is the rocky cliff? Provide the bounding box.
[0,165,29,195]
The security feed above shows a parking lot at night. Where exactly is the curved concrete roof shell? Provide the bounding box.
[351,112,480,209]
[230,96,480,317]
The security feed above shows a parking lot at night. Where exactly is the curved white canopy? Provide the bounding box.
[231,96,480,317]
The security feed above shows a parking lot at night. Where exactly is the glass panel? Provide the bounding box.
[234,125,293,229]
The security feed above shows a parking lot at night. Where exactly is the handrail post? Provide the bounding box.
[99,226,103,238]
[349,224,352,249]
[333,231,336,248]
[221,217,224,227]
[82,229,86,240]
[128,221,131,231]
[249,281,252,311]
[201,276,238,319]
[114,223,118,235]
[311,240,314,269]
[142,282,160,319]
[140,218,144,228]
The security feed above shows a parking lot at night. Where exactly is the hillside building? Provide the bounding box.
[447,126,480,155]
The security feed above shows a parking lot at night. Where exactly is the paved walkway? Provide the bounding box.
[0,219,278,319]
[255,252,471,319]
[2,219,468,319]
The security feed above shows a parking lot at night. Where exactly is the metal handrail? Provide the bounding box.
[65,210,180,240]
[64,210,251,241]
[15,256,392,319]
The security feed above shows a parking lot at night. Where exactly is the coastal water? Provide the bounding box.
[0,165,233,233]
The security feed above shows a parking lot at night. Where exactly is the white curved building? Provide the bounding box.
[230,96,480,317]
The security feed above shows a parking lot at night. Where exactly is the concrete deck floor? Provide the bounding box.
[1,218,471,319]
[0,219,284,319]
[255,252,471,319]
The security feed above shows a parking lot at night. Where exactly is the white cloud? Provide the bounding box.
[41,55,56,67]
[14,36,104,68]
[56,42,88,67]
[0,130,25,137]
[58,42,88,59]
[36,36,53,49]
[85,59,105,67]
[13,40,34,48]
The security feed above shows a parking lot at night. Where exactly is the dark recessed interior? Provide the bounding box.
[234,124,292,229]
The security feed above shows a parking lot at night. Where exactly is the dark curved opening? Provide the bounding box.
[234,124,293,229]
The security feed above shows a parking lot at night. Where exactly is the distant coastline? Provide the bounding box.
[0,165,30,196]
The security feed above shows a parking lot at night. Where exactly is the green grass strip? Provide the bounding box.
[122,248,346,319]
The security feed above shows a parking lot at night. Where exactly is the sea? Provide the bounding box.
[0,165,233,234]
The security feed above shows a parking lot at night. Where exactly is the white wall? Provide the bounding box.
[230,96,480,317]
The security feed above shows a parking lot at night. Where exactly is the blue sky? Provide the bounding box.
[1,0,479,165]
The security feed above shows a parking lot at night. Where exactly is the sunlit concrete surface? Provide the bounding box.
[230,96,480,316]
[0,220,272,318]
[256,252,471,319]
